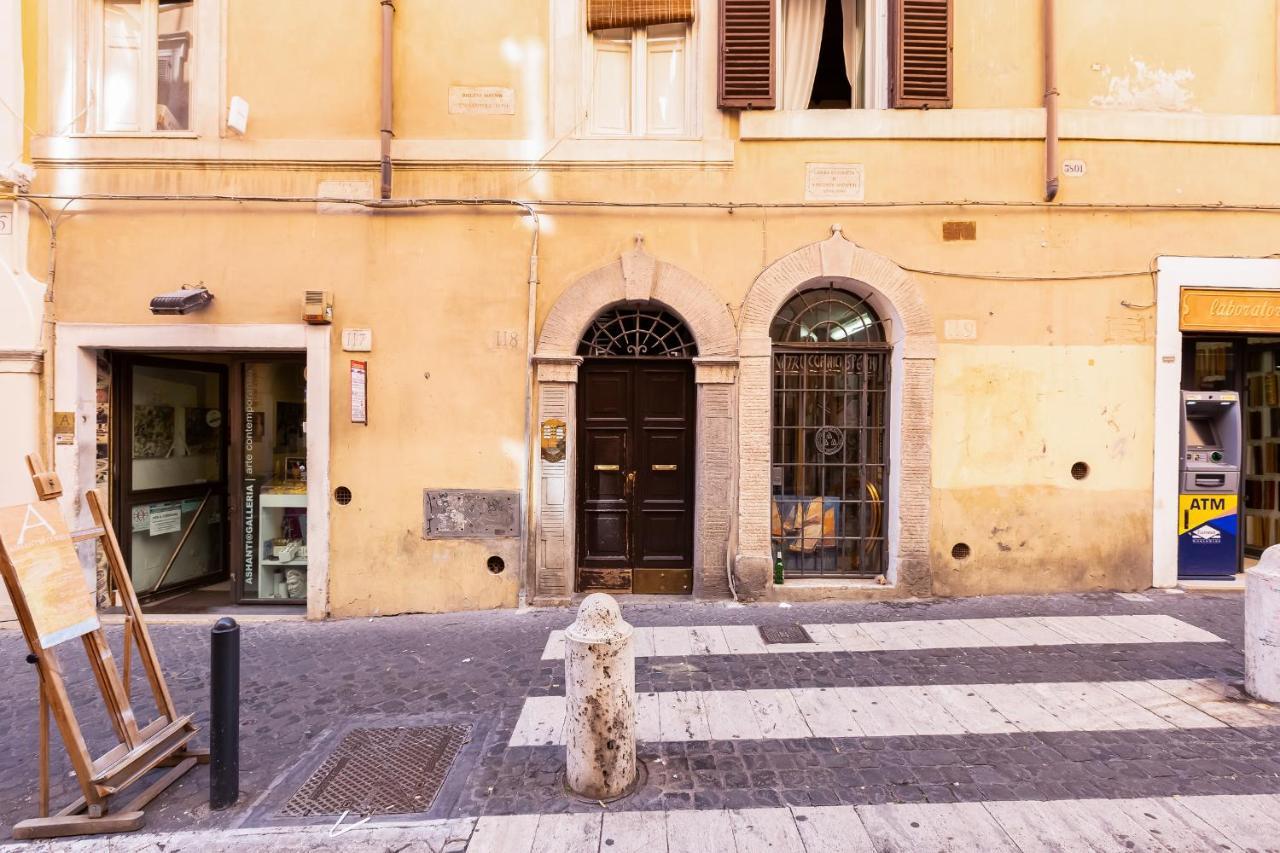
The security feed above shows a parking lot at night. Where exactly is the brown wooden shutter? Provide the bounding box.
[889,0,953,108]
[587,0,695,31]
[718,0,775,109]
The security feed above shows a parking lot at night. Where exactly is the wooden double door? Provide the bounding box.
[577,359,695,594]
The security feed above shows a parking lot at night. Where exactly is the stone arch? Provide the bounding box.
[735,228,938,598]
[530,247,739,603]
[536,247,737,358]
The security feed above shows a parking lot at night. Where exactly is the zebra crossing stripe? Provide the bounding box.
[508,678,1280,747]
[540,615,1223,660]
[466,794,1280,853]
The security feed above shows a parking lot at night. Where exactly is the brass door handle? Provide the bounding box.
[624,470,636,498]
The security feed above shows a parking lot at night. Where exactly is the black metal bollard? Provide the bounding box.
[209,617,240,810]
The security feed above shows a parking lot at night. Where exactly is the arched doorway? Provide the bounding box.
[736,228,937,597]
[769,285,891,578]
[529,247,738,604]
[577,305,698,593]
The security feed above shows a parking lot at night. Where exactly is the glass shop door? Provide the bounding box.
[234,358,309,604]
[113,355,229,599]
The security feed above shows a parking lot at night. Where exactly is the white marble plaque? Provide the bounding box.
[805,163,865,201]
[449,87,516,115]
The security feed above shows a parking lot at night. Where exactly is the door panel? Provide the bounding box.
[578,359,694,594]
[114,355,229,599]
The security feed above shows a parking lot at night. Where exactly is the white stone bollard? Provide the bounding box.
[1246,546,1280,703]
[564,593,637,800]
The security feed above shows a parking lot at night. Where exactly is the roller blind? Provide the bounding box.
[889,0,952,108]
[718,0,775,109]
[587,0,695,32]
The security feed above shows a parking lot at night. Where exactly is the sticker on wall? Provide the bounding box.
[53,412,76,446]
[0,203,12,235]
[350,360,368,424]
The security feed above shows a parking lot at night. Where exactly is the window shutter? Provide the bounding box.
[587,0,695,31]
[889,0,952,109]
[718,0,775,109]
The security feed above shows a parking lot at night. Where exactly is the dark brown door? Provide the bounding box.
[578,359,695,594]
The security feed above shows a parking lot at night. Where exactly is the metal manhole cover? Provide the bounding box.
[281,724,472,817]
[758,624,813,645]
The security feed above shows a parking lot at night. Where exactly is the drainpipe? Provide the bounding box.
[1043,0,1059,202]
[380,0,395,199]
[519,206,540,609]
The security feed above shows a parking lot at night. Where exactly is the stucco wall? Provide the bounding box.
[19,0,1280,613]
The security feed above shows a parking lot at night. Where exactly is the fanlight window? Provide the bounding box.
[578,305,697,358]
[770,286,887,345]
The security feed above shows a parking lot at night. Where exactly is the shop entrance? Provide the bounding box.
[105,352,309,611]
[1181,335,1280,573]
[575,306,696,594]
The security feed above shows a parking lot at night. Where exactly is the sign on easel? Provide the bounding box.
[0,502,98,648]
[0,456,208,841]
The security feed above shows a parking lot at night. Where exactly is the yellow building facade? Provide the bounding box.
[13,0,1280,617]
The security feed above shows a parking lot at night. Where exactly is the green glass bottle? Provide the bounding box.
[774,551,784,585]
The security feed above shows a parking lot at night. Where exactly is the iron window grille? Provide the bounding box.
[579,305,698,358]
[770,285,891,579]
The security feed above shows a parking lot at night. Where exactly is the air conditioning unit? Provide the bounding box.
[303,290,334,325]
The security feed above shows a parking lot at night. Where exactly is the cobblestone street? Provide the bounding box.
[1,589,1278,850]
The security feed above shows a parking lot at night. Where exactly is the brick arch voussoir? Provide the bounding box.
[536,254,737,359]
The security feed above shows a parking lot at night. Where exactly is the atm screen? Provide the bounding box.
[1186,416,1218,448]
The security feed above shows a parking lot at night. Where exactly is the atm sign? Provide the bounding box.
[1178,494,1237,536]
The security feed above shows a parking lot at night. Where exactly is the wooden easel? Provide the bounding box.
[0,455,208,840]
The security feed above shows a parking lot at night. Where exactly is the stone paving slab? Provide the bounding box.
[5,795,1277,852]
[0,590,1271,841]
[540,615,1226,659]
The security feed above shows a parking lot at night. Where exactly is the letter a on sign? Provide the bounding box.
[0,502,99,648]
[15,503,56,546]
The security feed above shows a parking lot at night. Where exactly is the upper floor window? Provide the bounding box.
[781,0,866,109]
[588,22,692,136]
[720,0,951,111]
[91,0,196,133]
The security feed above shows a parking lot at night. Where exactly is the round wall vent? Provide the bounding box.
[334,486,353,505]
[487,556,506,574]
[951,542,971,560]
[1071,462,1090,481]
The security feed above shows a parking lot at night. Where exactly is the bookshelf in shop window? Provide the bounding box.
[1244,342,1280,553]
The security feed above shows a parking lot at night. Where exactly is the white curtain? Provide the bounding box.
[780,0,825,110]
[841,0,865,108]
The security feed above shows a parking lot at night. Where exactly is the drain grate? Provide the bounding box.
[758,624,814,645]
[281,724,472,817]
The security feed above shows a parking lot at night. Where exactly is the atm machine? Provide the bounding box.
[1178,390,1242,579]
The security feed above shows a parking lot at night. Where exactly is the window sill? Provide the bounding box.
[739,107,1280,145]
[31,136,735,167]
[68,133,200,139]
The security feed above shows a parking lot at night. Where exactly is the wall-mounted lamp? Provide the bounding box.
[150,284,214,315]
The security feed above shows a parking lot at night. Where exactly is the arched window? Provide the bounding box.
[770,286,887,345]
[770,284,890,579]
[578,305,697,358]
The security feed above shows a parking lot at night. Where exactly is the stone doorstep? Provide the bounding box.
[765,577,906,603]
[1179,575,1247,593]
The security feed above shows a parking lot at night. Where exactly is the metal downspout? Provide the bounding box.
[380,0,395,199]
[1044,0,1059,202]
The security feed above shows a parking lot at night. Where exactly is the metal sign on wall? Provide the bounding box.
[423,490,520,539]
[540,418,566,463]
[1180,288,1280,333]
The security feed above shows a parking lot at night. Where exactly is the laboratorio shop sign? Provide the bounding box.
[1181,288,1280,333]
